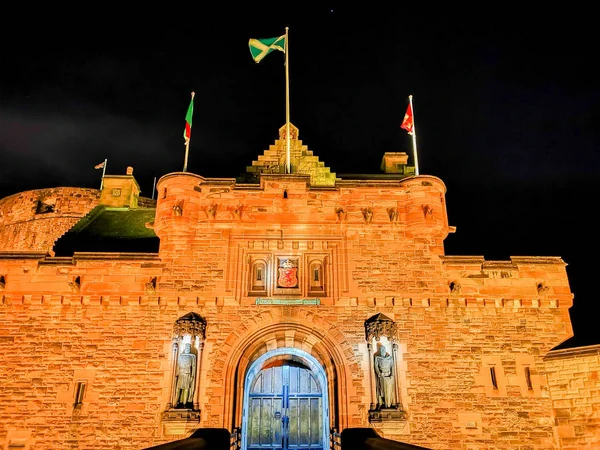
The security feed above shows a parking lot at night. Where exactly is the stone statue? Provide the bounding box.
[175,343,197,408]
[374,344,396,408]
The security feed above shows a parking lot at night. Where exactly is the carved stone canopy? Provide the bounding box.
[173,312,206,341]
[365,313,397,342]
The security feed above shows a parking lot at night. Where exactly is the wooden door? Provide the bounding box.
[247,361,322,450]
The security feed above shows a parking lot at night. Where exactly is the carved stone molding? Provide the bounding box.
[362,208,374,224]
[449,281,461,293]
[365,313,397,342]
[173,312,206,341]
[234,205,243,220]
[207,204,218,219]
[161,409,201,436]
[368,407,407,423]
[537,282,550,294]
[173,200,183,216]
[146,277,157,294]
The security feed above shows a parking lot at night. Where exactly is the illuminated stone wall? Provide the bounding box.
[0,171,582,450]
[545,345,600,449]
[0,187,100,253]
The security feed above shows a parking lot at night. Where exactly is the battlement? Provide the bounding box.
[153,172,451,236]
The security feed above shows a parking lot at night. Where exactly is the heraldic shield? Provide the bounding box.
[277,258,298,288]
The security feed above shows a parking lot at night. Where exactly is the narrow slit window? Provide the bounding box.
[256,268,262,281]
[490,367,498,390]
[313,268,319,281]
[524,367,533,390]
[74,381,87,407]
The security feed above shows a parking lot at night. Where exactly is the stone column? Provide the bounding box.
[168,341,179,409]
[193,340,204,411]
[367,342,376,410]
[392,342,402,409]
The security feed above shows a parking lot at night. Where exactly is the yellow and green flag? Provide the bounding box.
[248,35,286,63]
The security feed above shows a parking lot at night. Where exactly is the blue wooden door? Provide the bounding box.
[247,362,322,450]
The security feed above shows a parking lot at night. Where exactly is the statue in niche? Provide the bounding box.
[374,344,396,408]
[175,343,197,408]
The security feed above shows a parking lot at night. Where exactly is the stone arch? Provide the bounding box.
[216,308,358,433]
[241,347,329,450]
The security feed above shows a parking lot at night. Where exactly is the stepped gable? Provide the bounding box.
[245,123,337,186]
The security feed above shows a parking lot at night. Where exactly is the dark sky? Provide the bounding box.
[1,8,598,348]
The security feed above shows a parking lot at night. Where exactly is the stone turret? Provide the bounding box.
[99,166,140,208]
[404,176,452,241]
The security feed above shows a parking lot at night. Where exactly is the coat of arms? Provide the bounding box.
[277,258,298,288]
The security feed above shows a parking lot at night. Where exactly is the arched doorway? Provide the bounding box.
[242,348,329,450]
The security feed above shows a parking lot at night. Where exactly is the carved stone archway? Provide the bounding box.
[216,309,357,435]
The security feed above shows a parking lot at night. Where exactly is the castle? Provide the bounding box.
[0,124,598,449]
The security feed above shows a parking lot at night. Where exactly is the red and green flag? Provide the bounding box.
[184,92,195,144]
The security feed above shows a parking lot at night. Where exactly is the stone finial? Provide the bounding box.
[126,166,134,175]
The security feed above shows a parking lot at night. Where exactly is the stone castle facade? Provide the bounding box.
[0,125,598,449]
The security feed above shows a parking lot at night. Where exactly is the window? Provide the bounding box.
[249,260,268,295]
[308,260,325,296]
[490,367,498,390]
[74,381,87,407]
[524,367,533,390]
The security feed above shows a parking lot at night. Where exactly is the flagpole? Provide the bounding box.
[100,159,107,190]
[409,95,419,176]
[284,27,291,174]
[183,91,195,173]
[151,176,157,200]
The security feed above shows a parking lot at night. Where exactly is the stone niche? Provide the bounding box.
[161,312,206,436]
[365,313,407,423]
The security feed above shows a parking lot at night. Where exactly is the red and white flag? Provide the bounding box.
[400,103,414,135]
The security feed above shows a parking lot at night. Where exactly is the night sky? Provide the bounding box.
[1,8,598,348]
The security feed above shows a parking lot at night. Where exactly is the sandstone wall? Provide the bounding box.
[0,188,101,253]
[0,173,579,450]
[545,345,600,449]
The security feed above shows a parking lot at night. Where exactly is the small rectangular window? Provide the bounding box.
[524,367,533,390]
[256,268,262,281]
[313,268,319,282]
[490,367,498,390]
